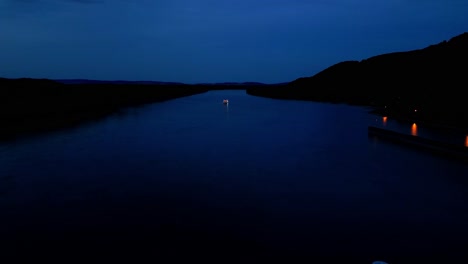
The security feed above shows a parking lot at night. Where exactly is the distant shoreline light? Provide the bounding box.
[411,123,418,136]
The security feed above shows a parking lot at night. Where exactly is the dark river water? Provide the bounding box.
[1,90,468,263]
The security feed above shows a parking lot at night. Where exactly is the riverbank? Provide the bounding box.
[247,86,468,133]
[369,107,468,134]
[0,78,208,141]
[368,125,468,162]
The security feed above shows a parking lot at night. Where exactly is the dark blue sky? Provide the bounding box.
[1,0,467,84]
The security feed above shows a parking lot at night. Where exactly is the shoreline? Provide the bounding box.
[369,108,468,134]
[0,79,271,142]
[368,125,468,162]
[3,77,468,143]
[247,86,468,133]
[0,80,208,141]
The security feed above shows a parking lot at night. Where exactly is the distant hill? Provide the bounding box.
[247,32,468,129]
[55,79,274,86]
[55,79,185,85]
[191,81,269,90]
[195,82,267,86]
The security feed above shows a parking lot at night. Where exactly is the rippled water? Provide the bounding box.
[1,90,468,263]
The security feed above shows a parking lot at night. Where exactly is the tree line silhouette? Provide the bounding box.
[247,32,468,130]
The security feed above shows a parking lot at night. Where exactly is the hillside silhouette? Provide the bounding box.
[0,78,207,140]
[247,32,468,129]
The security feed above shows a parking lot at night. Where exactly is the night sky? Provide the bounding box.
[1,0,467,84]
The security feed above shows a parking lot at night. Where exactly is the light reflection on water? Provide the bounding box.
[0,90,468,263]
[372,115,467,146]
[411,122,418,136]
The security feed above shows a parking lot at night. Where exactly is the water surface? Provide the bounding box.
[1,90,468,263]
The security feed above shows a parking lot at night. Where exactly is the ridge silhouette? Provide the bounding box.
[247,32,468,130]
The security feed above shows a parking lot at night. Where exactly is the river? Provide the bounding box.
[1,90,468,263]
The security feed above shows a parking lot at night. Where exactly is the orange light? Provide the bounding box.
[465,135,468,147]
[382,116,387,125]
[411,123,418,136]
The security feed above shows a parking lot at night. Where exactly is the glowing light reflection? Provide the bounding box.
[382,116,387,126]
[411,123,418,136]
